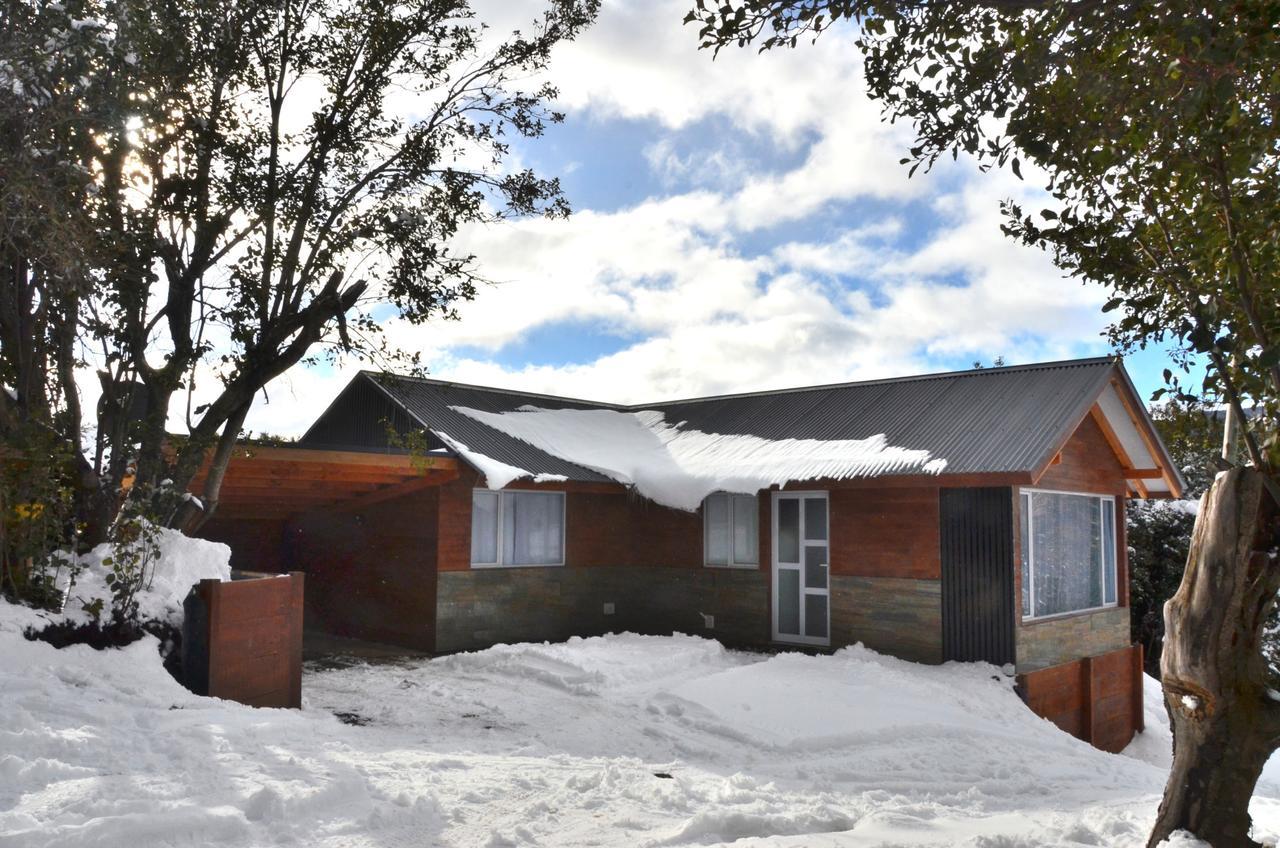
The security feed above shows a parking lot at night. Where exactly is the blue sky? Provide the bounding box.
[241,0,1191,437]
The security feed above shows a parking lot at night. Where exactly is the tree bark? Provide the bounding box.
[1150,467,1280,847]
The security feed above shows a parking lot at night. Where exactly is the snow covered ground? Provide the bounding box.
[5,603,1280,848]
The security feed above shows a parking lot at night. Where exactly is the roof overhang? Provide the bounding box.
[190,445,459,521]
[1032,362,1184,499]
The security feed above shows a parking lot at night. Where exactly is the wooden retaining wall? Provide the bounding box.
[183,572,305,708]
[1017,644,1144,752]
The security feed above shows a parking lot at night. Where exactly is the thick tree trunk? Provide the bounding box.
[1150,467,1280,847]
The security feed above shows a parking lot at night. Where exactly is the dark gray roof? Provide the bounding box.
[309,356,1173,488]
[650,357,1118,476]
[359,375,618,483]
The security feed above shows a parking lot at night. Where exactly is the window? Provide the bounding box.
[471,490,565,567]
[1020,489,1118,620]
[704,492,759,567]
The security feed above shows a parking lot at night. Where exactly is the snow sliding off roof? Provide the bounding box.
[445,406,947,510]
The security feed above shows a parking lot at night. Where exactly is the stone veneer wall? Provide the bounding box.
[1015,606,1130,672]
[435,565,768,655]
[829,576,942,664]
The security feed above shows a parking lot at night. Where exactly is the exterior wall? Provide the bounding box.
[1017,644,1144,752]
[288,487,439,651]
[436,566,767,654]
[199,517,291,574]
[825,485,943,661]
[1014,413,1134,674]
[437,474,943,659]
[434,466,771,653]
[1016,606,1131,672]
[830,576,941,663]
[828,487,940,579]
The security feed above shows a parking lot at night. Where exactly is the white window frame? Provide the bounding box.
[1019,487,1119,622]
[470,488,566,569]
[702,492,760,569]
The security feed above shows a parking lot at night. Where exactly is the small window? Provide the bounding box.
[471,490,565,567]
[704,492,758,567]
[1020,489,1118,620]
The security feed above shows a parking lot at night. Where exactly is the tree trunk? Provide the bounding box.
[1150,467,1280,847]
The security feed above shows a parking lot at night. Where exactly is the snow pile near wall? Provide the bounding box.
[448,405,946,510]
[5,614,1280,847]
[62,526,231,625]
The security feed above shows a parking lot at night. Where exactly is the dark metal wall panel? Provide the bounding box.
[299,375,432,451]
[940,487,1016,665]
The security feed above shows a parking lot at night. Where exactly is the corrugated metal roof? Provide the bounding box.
[651,358,1115,475]
[355,357,1128,484]
[361,375,618,483]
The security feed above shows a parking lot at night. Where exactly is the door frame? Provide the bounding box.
[770,490,831,647]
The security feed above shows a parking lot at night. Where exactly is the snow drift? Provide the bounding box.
[446,405,947,510]
[64,526,232,625]
[4,612,1280,846]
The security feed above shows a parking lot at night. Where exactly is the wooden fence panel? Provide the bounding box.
[1017,644,1143,753]
[183,572,304,708]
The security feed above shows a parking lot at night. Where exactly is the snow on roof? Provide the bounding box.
[449,405,947,511]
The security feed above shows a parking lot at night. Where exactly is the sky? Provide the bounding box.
[236,0,1185,439]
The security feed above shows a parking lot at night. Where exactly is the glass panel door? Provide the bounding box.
[772,492,830,646]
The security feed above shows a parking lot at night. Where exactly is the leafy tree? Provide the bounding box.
[688,2,1280,843]
[0,0,598,566]
[1129,402,1224,674]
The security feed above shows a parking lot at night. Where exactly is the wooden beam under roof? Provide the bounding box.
[189,444,459,520]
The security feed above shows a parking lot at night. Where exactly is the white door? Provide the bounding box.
[772,491,830,646]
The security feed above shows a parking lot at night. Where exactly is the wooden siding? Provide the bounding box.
[182,573,305,709]
[200,516,290,574]
[289,487,439,651]
[1015,413,1134,673]
[1033,413,1129,495]
[828,486,941,579]
[1018,644,1144,753]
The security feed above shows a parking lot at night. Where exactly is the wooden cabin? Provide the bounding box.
[196,356,1182,752]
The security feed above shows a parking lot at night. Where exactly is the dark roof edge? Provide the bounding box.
[633,355,1119,409]
[358,369,627,410]
[1024,361,1125,483]
[298,373,382,445]
[358,371,608,483]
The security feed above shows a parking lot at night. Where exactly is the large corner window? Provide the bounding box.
[704,492,759,568]
[1020,489,1117,620]
[471,489,565,567]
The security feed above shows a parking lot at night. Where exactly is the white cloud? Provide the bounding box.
[219,0,1114,436]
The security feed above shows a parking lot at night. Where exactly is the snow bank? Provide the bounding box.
[62,526,231,625]
[6,620,1280,847]
[437,632,741,695]
[0,597,445,848]
[449,405,947,510]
